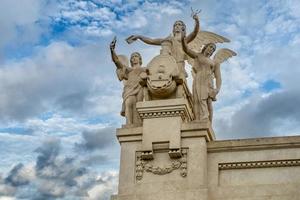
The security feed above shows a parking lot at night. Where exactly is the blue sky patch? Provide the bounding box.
[0,127,33,135]
[261,79,281,92]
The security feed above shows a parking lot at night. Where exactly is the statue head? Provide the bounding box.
[202,43,216,57]
[130,52,142,66]
[173,20,186,35]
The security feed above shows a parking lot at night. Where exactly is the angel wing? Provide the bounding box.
[116,55,129,81]
[187,31,230,66]
[188,31,230,53]
[213,48,237,64]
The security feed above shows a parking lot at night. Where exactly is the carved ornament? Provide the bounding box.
[136,151,187,180]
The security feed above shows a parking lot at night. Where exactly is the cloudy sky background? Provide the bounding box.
[0,0,300,199]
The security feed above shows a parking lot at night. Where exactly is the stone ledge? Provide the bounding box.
[208,135,300,152]
[219,159,300,170]
[181,121,215,141]
[116,121,215,143]
[137,98,194,122]
[116,126,143,143]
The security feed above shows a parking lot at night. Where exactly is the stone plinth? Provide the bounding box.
[137,98,193,159]
[114,99,215,200]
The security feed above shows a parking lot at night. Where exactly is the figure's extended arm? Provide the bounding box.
[126,35,164,45]
[214,63,222,92]
[181,36,197,59]
[110,37,125,69]
[186,11,200,43]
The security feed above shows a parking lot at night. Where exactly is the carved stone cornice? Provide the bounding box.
[137,98,194,122]
[219,159,300,170]
[208,135,300,153]
[139,110,186,120]
[116,122,215,143]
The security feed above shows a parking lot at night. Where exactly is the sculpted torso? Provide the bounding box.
[169,34,187,63]
[125,67,144,86]
[193,54,215,100]
[126,13,200,80]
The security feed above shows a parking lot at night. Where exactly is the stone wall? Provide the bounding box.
[207,136,300,200]
[114,129,300,200]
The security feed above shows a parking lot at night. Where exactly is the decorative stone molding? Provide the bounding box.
[219,159,300,170]
[137,99,194,122]
[136,150,188,180]
[139,110,186,120]
[208,136,300,152]
[139,110,188,121]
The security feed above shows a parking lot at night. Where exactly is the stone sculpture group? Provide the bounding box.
[110,9,236,127]
[109,10,300,200]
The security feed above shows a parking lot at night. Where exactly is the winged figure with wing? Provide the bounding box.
[110,37,146,126]
[181,31,236,122]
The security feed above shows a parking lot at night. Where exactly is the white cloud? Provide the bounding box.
[26,114,107,136]
[0,138,118,199]
[0,0,50,59]
[291,34,300,45]
[0,197,15,200]
[0,133,39,175]
[0,41,121,122]
[0,179,16,197]
[87,171,118,200]
[287,0,300,18]
[52,0,186,38]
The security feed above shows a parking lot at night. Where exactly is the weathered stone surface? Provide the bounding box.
[113,133,300,200]
[207,136,300,200]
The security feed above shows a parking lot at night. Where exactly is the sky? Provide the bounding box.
[0,0,300,199]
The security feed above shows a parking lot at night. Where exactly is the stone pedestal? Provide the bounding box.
[113,98,215,200]
[138,98,193,159]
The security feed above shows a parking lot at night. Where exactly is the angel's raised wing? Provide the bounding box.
[188,31,230,53]
[116,55,129,81]
[186,31,230,66]
[213,48,237,64]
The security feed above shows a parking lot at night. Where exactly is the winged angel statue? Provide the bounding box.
[182,30,237,122]
[110,37,146,126]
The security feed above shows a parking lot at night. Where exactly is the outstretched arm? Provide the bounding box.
[181,35,197,59]
[186,9,200,43]
[110,37,125,69]
[126,35,164,45]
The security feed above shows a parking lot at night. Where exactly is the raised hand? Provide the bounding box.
[191,7,201,20]
[126,35,140,44]
[209,88,219,101]
[110,36,117,50]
